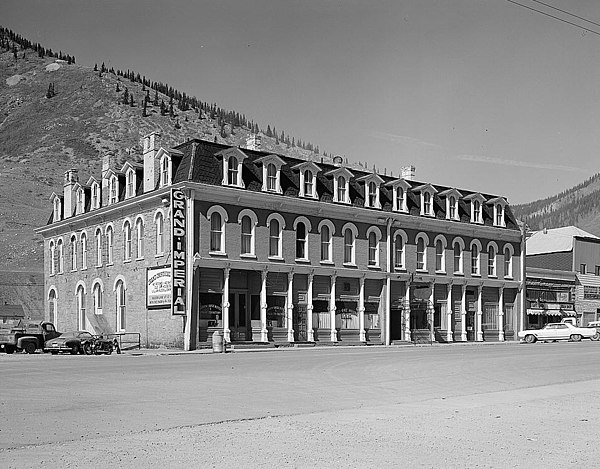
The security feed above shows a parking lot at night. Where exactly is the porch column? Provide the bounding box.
[330,274,337,342]
[223,267,231,343]
[404,281,411,342]
[476,285,483,342]
[429,281,435,343]
[498,286,505,342]
[446,282,453,342]
[260,269,268,342]
[287,272,295,342]
[358,276,366,342]
[460,284,467,341]
[307,273,314,342]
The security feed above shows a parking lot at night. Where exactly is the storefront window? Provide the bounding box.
[336,301,358,329]
[199,293,223,327]
[266,296,286,327]
[482,303,498,330]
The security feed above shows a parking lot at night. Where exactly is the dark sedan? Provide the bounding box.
[44,331,93,355]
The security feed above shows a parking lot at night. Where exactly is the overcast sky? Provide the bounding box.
[4,0,600,204]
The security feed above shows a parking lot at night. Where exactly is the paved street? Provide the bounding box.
[1,342,600,468]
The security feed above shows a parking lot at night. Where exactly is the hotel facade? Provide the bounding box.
[36,133,525,349]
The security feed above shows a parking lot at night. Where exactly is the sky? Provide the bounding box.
[4,0,600,204]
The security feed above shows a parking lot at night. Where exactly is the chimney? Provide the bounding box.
[63,169,79,219]
[401,165,416,181]
[245,134,261,151]
[333,155,343,167]
[143,131,161,193]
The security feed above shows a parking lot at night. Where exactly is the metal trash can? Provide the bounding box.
[212,330,225,353]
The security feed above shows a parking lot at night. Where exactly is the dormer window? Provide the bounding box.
[357,173,384,209]
[386,179,411,213]
[256,154,285,194]
[414,184,437,217]
[465,193,486,224]
[53,197,61,222]
[76,188,85,214]
[109,175,118,204]
[487,197,507,227]
[159,155,171,187]
[126,169,135,198]
[326,167,353,204]
[90,182,100,210]
[439,188,462,221]
[293,162,321,199]
[218,148,247,188]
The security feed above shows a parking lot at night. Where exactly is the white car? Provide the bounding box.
[518,322,599,344]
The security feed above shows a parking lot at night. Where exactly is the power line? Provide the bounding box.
[506,0,600,37]
[531,0,600,29]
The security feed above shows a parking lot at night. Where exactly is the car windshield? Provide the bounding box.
[58,332,78,338]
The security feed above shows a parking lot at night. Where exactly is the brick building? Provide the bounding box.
[36,132,524,349]
[526,226,600,328]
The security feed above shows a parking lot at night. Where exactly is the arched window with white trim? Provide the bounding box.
[93,282,103,315]
[76,284,86,331]
[95,228,103,266]
[435,238,445,272]
[160,155,170,187]
[228,156,239,186]
[342,223,358,265]
[238,209,257,257]
[136,218,144,259]
[367,229,380,267]
[337,176,347,203]
[70,235,78,271]
[453,238,464,274]
[49,240,56,275]
[76,188,85,214]
[296,222,307,260]
[488,243,497,277]
[416,234,429,271]
[471,241,481,276]
[123,220,132,261]
[116,279,126,331]
[267,214,285,259]
[319,220,334,263]
[91,182,100,210]
[304,169,314,197]
[504,245,514,278]
[106,225,114,264]
[155,211,164,255]
[394,231,408,270]
[53,197,61,222]
[57,238,64,273]
[81,232,87,269]
[48,288,57,328]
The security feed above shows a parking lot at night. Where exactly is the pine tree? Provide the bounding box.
[153,89,159,106]
[142,99,148,117]
[122,87,129,105]
[160,100,166,116]
[116,82,120,93]
[129,95,134,107]
[46,83,55,99]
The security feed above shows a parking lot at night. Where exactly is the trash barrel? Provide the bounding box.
[212,330,224,353]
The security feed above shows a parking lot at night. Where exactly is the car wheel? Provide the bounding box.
[24,342,36,354]
[83,342,93,355]
[570,334,582,342]
[70,344,80,355]
[524,334,536,344]
[5,345,15,354]
[107,343,113,355]
[591,333,600,341]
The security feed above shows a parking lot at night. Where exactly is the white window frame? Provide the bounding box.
[108,175,118,205]
[219,148,247,188]
[488,198,507,227]
[160,155,171,187]
[327,167,354,204]
[106,225,114,265]
[48,288,58,329]
[123,220,132,261]
[470,240,482,276]
[115,278,126,332]
[76,187,85,215]
[53,197,61,222]
[91,182,100,210]
[358,174,384,209]
[318,220,335,264]
[70,235,77,271]
[80,232,88,270]
[465,194,486,224]
[488,243,497,277]
[256,154,285,194]
[416,233,429,271]
[207,206,228,255]
[154,211,165,256]
[57,238,64,274]
[267,213,286,259]
[293,216,312,262]
[342,223,358,266]
[366,226,381,267]
[394,230,408,270]
[238,209,258,257]
[504,244,514,278]
[126,168,136,198]
[95,228,103,266]
[434,235,447,273]
[386,179,411,213]
[135,217,144,259]
[49,240,56,275]
[76,283,86,331]
[452,238,465,275]
[294,161,321,199]
[92,281,103,315]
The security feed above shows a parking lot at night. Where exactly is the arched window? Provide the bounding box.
[344,228,355,264]
[76,284,86,331]
[504,246,513,278]
[57,238,64,273]
[394,234,405,269]
[269,219,281,257]
[126,169,135,198]
[70,235,77,271]
[116,280,126,331]
[91,183,100,210]
[77,188,84,214]
[423,192,432,216]
[136,218,144,259]
[93,282,102,315]
[473,200,482,223]
[368,181,377,207]
[396,187,405,212]
[49,240,56,275]
[81,233,87,269]
[295,222,307,259]
[320,224,331,262]
[368,231,378,266]
[228,156,238,185]
[160,156,169,186]
[241,215,253,255]
[435,239,444,272]
[304,170,314,197]
[210,211,223,252]
[267,163,277,191]
[95,229,103,266]
[449,196,457,220]
[123,221,132,261]
[48,289,57,328]
[471,243,480,275]
[106,226,114,264]
[337,176,347,202]
[109,175,118,204]
[453,242,462,274]
[53,198,61,222]
[417,237,426,270]
[155,212,164,255]
[488,245,497,276]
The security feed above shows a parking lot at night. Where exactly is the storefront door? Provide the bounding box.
[229,291,250,341]
[293,306,307,342]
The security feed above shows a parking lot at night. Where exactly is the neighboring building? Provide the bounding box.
[526,226,600,328]
[0,304,25,324]
[35,132,524,349]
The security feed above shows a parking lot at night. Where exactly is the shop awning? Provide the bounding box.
[526,308,573,317]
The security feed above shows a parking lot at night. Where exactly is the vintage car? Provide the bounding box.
[44,331,94,354]
[518,322,598,344]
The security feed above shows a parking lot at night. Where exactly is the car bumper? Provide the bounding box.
[43,344,73,352]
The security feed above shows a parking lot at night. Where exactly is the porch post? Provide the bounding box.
[460,284,467,341]
[260,269,268,342]
[223,267,231,343]
[358,275,366,342]
[429,281,435,343]
[330,273,337,342]
[476,284,483,342]
[446,282,453,342]
[307,272,314,342]
[404,280,411,342]
[287,271,295,342]
[498,286,505,342]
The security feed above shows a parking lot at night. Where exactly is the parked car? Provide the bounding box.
[518,322,598,344]
[44,331,94,355]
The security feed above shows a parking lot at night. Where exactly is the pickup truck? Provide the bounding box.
[0,321,60,354]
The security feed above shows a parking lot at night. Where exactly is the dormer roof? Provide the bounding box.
[215,147,248,161]
[438,188,463,198]
[463,192,486,202]
[486,196,508,205]
[324,166,354,179]
[413,183,438,194]
[356,173,385,184]
[292,161,321,173]
[254,154,286,167]
[384,178,412,190]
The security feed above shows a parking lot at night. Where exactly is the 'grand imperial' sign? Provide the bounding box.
[171,188,186,316]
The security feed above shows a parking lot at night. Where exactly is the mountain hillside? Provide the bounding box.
[513,172,600,236]
[0,36,335,273]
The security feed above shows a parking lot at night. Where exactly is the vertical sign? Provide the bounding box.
[171,188,186,315]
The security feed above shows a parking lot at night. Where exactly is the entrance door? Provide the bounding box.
[293,306,307,342]
[390,308,404,341]
[228,292,250,341]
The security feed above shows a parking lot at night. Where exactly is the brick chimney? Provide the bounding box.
[401,165,416,181]
[63,169,79,219]
[245,134,261,151]
[143,131,161,193]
